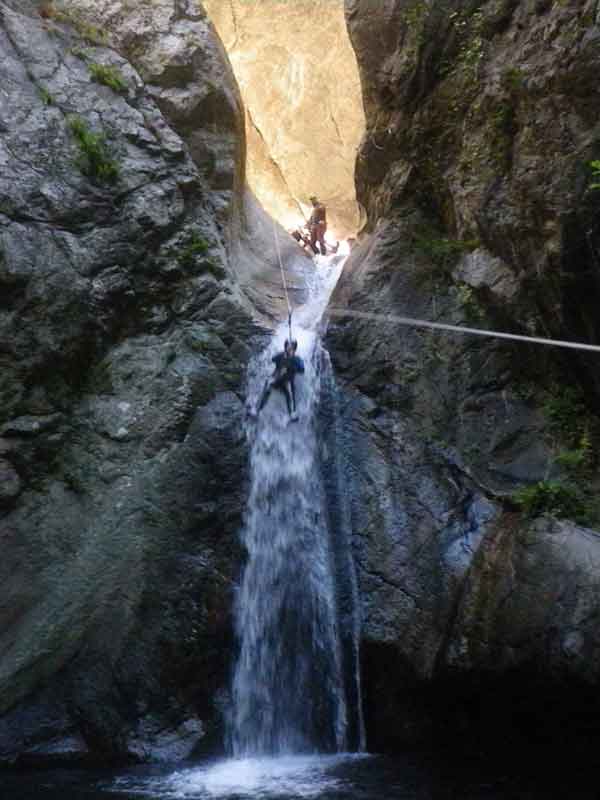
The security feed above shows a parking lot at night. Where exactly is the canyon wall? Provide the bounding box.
[204,0,365,238]
[0,0,310,765]
[327,0,600,751]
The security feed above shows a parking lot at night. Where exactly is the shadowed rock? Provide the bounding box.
[326,0,600,753]
[0,0,313,766]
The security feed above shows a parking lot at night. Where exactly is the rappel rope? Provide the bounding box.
[273,217,293,340]
[327,307,600,354]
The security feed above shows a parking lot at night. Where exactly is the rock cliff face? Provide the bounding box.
[204,0,365,238]
[327,0,600,751]
[62,0,245,206]
[4,0,600,767]
[0,0,310,765]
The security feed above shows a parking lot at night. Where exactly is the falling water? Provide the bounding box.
[230,255,358,756]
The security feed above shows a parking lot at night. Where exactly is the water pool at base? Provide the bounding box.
[4,751,600,800]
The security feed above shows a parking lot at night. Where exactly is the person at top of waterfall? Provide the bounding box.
[254,339,305,422]
[308,196,328,256]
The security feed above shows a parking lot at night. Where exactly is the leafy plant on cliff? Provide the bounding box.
[88,63,128,94]
[414,227,479,266]
[502,67,525,93]
[70,46,88,60]
[522,385,600,526]
[67,116,119,184]
[589,160,600,191]
[402,0,428,62]
[448,7,486,82]
[177,233,225,279]
[38,87,54,106]
[489,100,517,173]
[412,224,479,286]
[543,386,589,447]
[55,10,109,46]
[178,232,210,267]
[513,481,588,523]
[456,283,484,322]
[555,431,593,476]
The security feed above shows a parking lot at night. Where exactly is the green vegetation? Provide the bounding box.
[67,116,119,184]
[88,63,127,93]
[456,283,484,322]
[589,160,600,191]
[413,226,479,268]
[177,232,226,279]
[203,259,226,280]
[513,386,600,526]
[55,10,109,46]
[544,385,599,481]
[418,327,451,369]
[178,232,210,267]
[543,386,589,447]
[513,481,588,522]
[483,67,524,174]
[39,87,54,106]
[502,66,525,92]
[404,0,427,28]
[492,102,514,135]
[489,100,517,172]
[555,432,592,474]
[70,46,88,60]
[412,224,480,286]
[446,8,485,82]
[402,0,428,59]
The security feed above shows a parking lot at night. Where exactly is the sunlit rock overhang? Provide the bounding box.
[203,0,365,240]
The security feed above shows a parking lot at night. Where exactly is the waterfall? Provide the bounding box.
[230,257,362,756]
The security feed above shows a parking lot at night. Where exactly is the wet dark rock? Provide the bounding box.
[0,695,91,767]
[0,459,21,505]
[0,0,312,767]
[330,0,600,752]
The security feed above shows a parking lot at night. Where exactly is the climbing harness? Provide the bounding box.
[327,307,600,354]
[273,217,294,341]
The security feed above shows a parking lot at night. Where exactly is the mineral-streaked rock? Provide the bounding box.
[204,0,365,238]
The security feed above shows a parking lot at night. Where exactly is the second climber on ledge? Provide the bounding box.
[308,195,328,256]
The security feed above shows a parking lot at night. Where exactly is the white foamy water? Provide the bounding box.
[231,255,350,755]
[107,257,363,800]
[126,754,366,799]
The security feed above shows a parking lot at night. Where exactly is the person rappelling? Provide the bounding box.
[250,339,305,423]
[308,195,328,256]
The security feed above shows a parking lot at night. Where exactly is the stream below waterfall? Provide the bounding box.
[6,751,600,799]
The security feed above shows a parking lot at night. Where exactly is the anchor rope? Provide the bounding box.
[327,307,600,354]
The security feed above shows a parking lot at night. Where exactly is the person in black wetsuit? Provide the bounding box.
[256,339,305,421]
